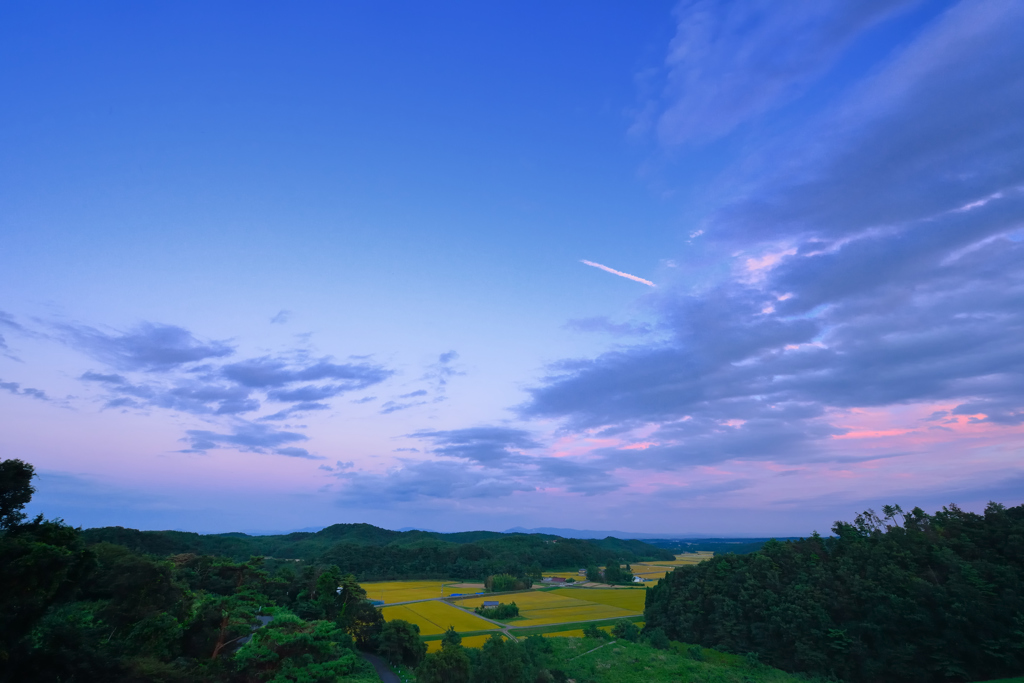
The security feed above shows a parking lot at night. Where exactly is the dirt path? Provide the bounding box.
[569,640,617,661]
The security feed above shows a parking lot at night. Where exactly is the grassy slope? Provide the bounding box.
[543,638,806,683]
[508,615,644,638]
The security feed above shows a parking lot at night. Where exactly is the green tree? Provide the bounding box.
[486,573,519,592]
[603,563,622,583]
[343,599,384,651]
[643,626,670,650]
[378,619,426,667]
[234,612,362,682]
[418,630,470,683]
[644,501,1024,683]
[585,565,601,582]
[611,619,639,642]
[475,634,528,683]
[0,459,94,670]
[581,623,607,640]
[441,626,462,648]
[0,458,35,530]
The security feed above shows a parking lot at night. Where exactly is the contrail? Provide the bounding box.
[580,260,656,287]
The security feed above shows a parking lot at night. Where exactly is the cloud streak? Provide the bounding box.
[581,260,656,287]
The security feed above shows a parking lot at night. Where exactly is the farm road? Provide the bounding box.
[360,653,399,683]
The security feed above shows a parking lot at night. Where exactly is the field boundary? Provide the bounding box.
[507,615,644,638]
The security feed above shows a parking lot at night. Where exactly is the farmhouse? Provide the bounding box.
[542,577,566,584]
[482,600,499,608]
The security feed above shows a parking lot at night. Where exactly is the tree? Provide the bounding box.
[475,634,528,683]
[0,458,35,530]
[475,601,519,620]
[418,630,470,683]
[441,626,462,648]
[644,626,670,650]
[644,502,1024,683]
[378,619,426,667]
[611,619,639,642]
[343,598,384,651]
[603,563,622,584]
[581,623,608,639]
[234,612,362,682]
[585,565,601,582]
[0,460,94,669]
[486,573,529,592]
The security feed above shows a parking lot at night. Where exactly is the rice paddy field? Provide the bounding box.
[380,600,497,635]
[425,634,505,653]
[541,571,585,580]
[629,564,673,581]
[551,588,646,612]
[454,589,639,627]
[359,580,470,603]
[643,552,714,567]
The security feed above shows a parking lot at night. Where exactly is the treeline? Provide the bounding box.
[0,457,674,682]
[83,524,673,581]
[644,538,790,555]
[1,460,387,682]
[645,502,1024,683]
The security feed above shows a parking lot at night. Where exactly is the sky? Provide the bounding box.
[2,0,1022,536]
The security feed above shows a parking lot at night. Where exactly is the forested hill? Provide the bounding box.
[644,502,1024,683]
[81,522,674,580]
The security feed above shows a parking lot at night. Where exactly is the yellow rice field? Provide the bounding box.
[426,634,505,652]
[540,622,643,638]
[514,604,634,627]
[551,588,646,612]
[454,589,630,626]
[453,587,643,626]
[630,565,672,580]
[453,591,583,610]
[360,581,467,603]
[381,601,497,636]
[643,553,713,567]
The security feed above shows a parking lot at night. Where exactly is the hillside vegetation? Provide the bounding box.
[645,502,1024,683]
[82,524,674,580]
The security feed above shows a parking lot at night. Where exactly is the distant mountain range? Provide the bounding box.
[236,524,778,541]
[503,526,723,540]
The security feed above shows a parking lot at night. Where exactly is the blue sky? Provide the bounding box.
[2,0,1022,535]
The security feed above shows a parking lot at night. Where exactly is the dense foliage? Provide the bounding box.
[414,631,806,683]
[0,458,674,682]
[645,502,1024,682]
[602,562,634,584]
[485,573,531,592]
[0,459,383,682]
[475,602,520,620]
[645,538,789,555]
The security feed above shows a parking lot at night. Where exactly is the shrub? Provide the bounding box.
[611,619,639,642]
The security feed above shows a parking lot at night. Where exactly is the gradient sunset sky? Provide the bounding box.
[2,0,1022,535]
